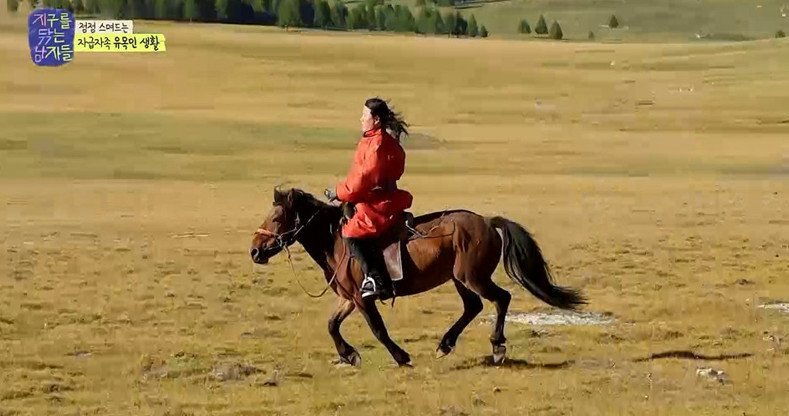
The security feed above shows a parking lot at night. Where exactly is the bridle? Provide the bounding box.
[254,209,320,256]
[253,208,343,298]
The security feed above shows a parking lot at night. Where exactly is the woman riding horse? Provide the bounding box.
[324,98,413,301]
[250,100,586,367]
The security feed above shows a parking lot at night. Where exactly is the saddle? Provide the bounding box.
[376,211,421,282]
[341,203,421,283]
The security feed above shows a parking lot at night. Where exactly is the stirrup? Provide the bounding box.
[361,275,393,300]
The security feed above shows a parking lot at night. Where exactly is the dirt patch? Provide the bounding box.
[491,311,615,326]
[759,302,789,314]
[210,363,260,381]
[696,367,729,384]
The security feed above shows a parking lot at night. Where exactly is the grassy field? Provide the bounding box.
[2,8,789,416]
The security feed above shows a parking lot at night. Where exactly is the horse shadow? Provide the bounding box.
[449,349,753,371]
[451,356,574,371]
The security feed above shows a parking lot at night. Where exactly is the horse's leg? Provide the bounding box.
[359,298,412,366]
[468,278,512,365]
[328,298,360,366]
[436,279,484,358]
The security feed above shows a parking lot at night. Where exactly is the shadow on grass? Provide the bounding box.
[451,356,574,370]
[450,349,753,370]
[632,350,753,362]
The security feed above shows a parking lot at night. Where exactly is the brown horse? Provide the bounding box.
[250,187,586,367]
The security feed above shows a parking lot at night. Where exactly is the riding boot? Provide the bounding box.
[344,237,394,300]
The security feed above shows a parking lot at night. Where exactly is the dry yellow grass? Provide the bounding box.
[1,8,789,416]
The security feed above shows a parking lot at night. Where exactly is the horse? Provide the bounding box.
[249,187,586,367]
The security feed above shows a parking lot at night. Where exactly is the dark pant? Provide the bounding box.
[344,237,391,285]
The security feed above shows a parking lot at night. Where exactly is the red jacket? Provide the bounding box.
[336,127,413,238]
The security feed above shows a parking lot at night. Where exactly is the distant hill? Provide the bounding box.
[388,0,789,41]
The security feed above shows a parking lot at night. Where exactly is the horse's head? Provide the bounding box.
[250,187,304,264]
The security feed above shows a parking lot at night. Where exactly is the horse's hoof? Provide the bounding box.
[436,344,453,359]
[331,357,352,368]
[348,350,362,367]
[492,344,507,365]
[398,360,414,368]
[332,351,362,368]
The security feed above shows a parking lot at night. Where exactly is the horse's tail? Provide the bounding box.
[489,216,586,310]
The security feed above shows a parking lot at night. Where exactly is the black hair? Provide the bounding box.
[365,97,409,140]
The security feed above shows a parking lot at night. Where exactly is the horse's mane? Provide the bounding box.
[276,187,476,226]
[274,187,342,218]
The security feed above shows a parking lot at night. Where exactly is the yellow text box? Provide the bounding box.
[75,34,166,52]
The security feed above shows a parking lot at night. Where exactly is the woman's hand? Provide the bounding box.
[341,202,356,221]
[324,188,338,202]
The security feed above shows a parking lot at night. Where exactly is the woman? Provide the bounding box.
[325,98,413,301]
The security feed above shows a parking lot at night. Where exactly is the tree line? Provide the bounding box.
[517,14,562,39]
[515,14,622,40]
[8,0,488,38]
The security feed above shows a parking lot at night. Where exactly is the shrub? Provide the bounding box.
[518,19,530,34]
[534,14,547,35]
[549,20,562,40]
[609,14,619,29]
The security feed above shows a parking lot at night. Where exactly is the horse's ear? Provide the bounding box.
[273,187,284,205]
[285,189,295,207]
[273,187,295,208]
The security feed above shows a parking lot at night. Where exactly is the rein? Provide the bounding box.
[255,207,456,300]
[283,242,347,298]
[255,209,343,299]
